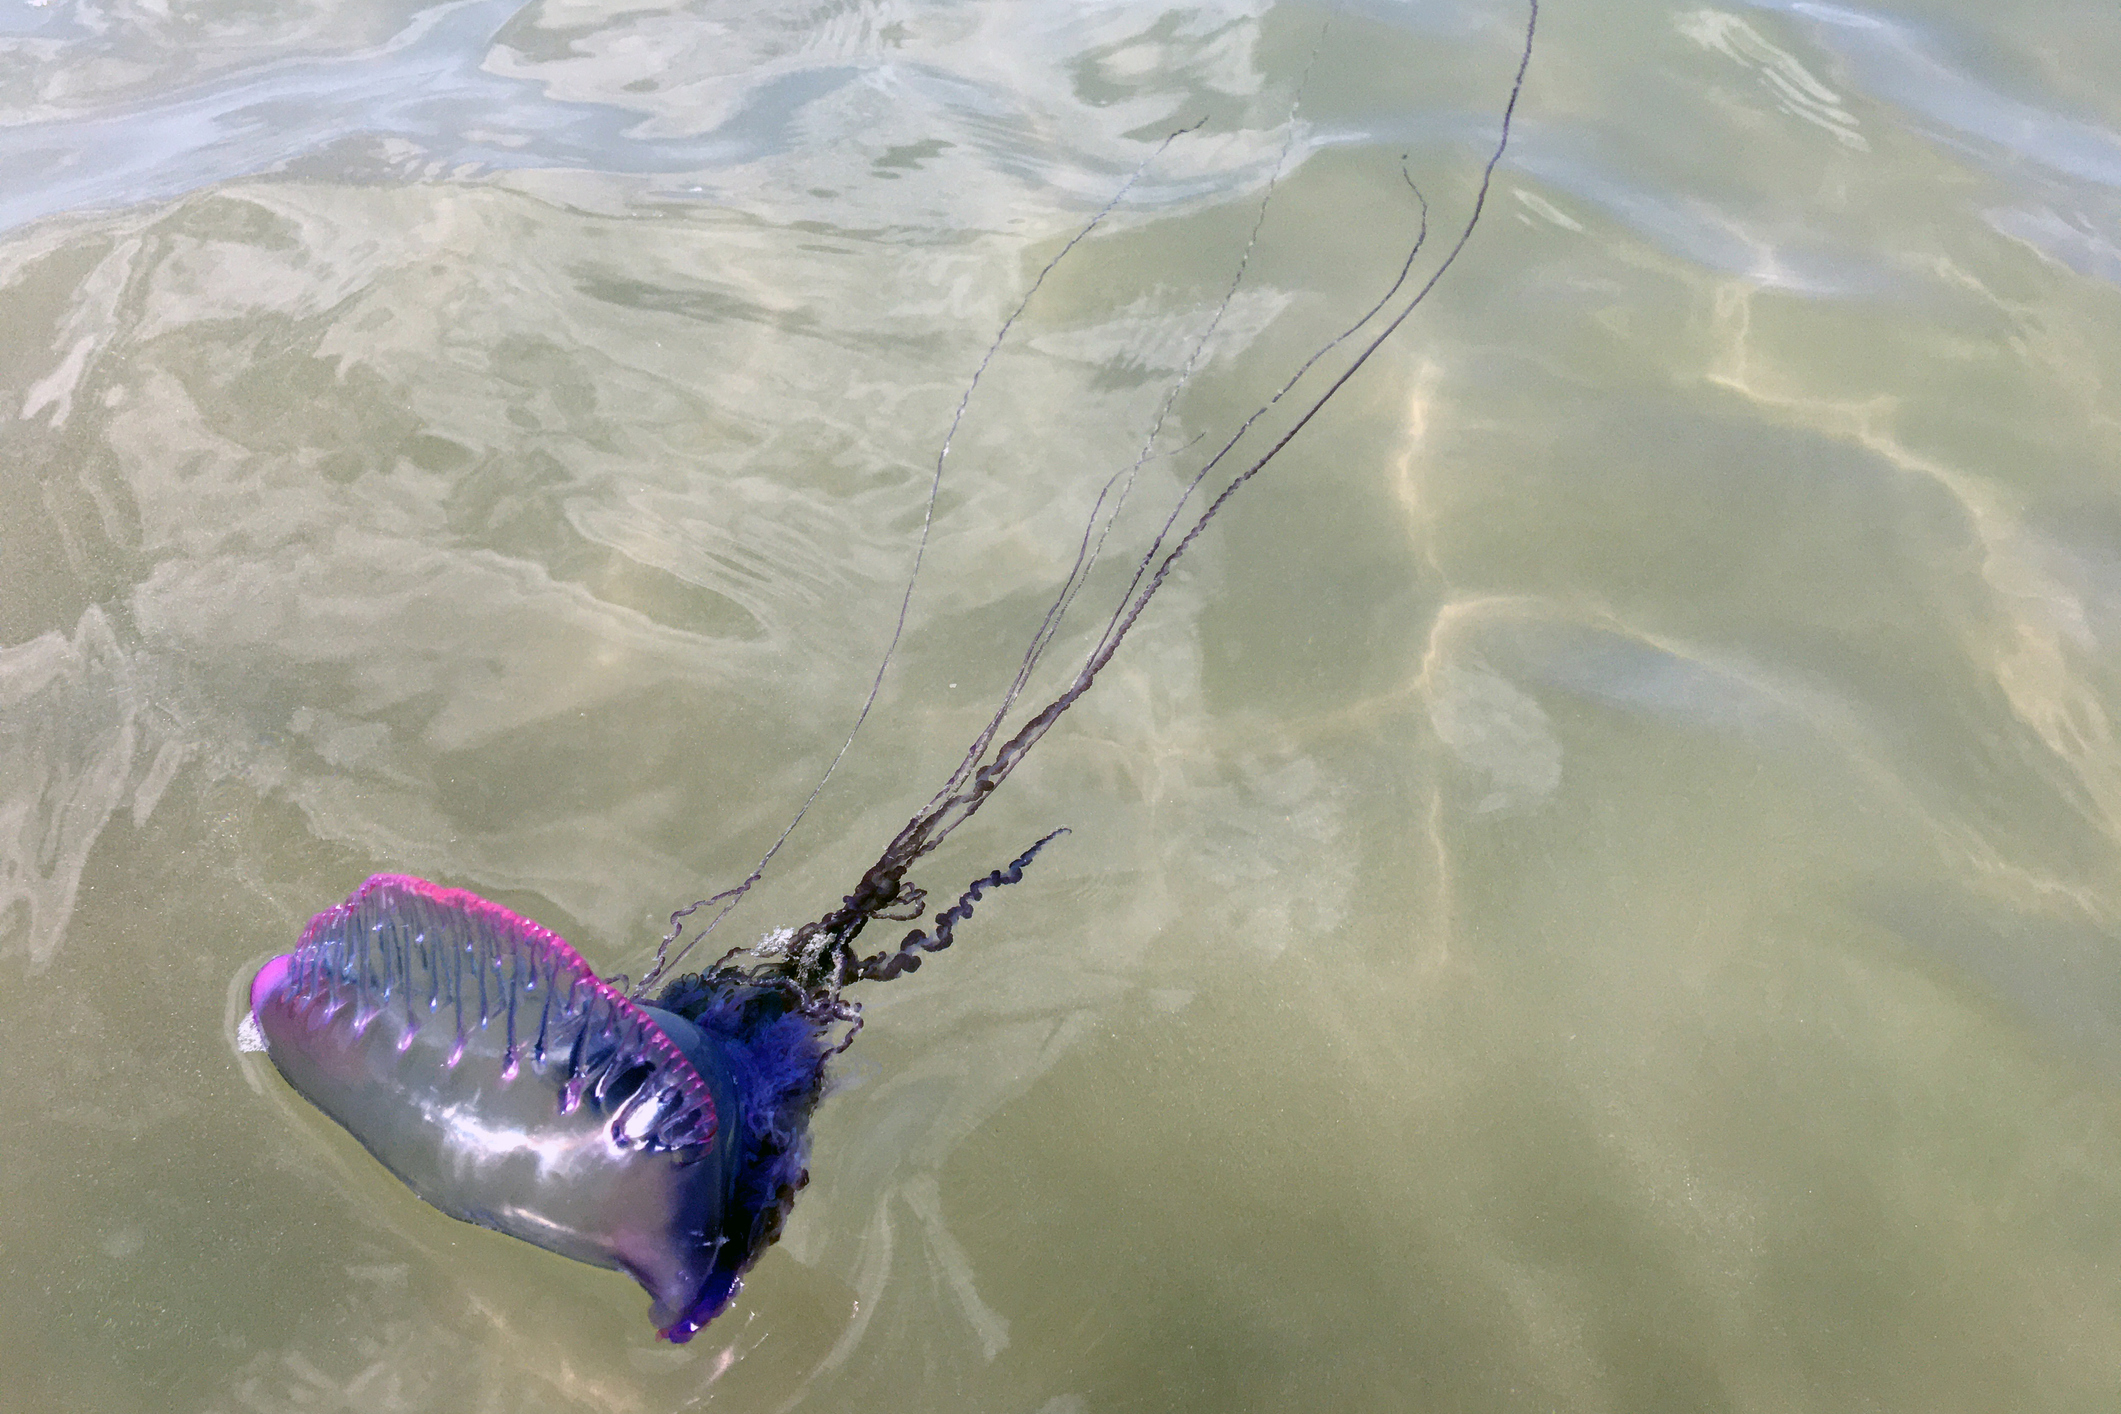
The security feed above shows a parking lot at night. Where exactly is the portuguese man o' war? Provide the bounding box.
[250,874,810,1340]
[247,2,1536,1344]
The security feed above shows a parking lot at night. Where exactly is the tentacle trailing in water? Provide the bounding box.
[634,121,1207,999]
[650,0,1539,1009]
[846,827,1071,983]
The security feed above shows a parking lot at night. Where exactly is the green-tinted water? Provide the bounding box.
[4,1,2120,1409]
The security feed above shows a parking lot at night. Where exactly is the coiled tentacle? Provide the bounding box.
[848,828,1069,983]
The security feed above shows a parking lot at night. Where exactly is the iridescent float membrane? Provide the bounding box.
[250,875,828,1341]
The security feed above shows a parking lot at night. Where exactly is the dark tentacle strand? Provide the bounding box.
[777,0,1538,992]
[630,123,1205,1000]
[846,828,1069,984]
[650,0,1537,1012]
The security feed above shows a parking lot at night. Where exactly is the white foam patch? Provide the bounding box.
[1429,664,1563,813]
[236,1010,267,1053]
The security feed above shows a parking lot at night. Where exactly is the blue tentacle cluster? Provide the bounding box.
[647,967,838,1329]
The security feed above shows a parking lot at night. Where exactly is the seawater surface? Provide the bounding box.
[3,1,2120,1410]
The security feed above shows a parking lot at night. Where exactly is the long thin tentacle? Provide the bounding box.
[787,1,1538,984]
[921,19,1342,818]
[634,124,1203,996]
[658,0,1538,1002]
